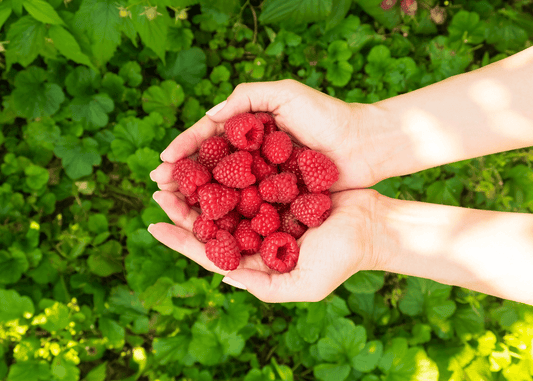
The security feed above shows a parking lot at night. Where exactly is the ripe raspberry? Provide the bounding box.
[224,113,264,151]
[298,150,339,193]
[259,172,299,204]
[215,210,241,234]
[401,0,417,15]
[260,232,299,273]
[261,131,293,164]
[193,214,219,243]
[255,112,278,135]
[198,183,240,220]
[172,158,211,197]
[290,193,332,227]
[251,150,277,183]
[198,136,230,170]
[186,191,200,207]
[213,151,256,188]
[280,146,308,184]
[380,0,397,11]
[237,186,263,218]
[205,230,241,271]
[279,209,307,239]
[233,220,261,255]
[251,203,280,236]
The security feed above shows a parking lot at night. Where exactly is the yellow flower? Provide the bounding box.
[140,6,162,21]
[116,5,132,18]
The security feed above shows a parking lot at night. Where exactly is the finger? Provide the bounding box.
[153,191,198,231]
[148,223,227,275]
[207,80,300,123]
[158,182,181,192]
[224,268,326,303]
[150,162,176,184]
[160,115,223,163]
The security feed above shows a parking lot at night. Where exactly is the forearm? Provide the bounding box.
[365,46,533,181]
[374,195,533,305]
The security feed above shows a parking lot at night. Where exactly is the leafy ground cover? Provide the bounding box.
[1,0,533,380]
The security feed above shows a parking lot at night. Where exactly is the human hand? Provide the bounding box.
[148,188,379,303]
[151,79,384,192]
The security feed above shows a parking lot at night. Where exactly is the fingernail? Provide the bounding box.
[206,100,227,116]
[222,276,247,290]
[149,170,156,182]
[152,191,160,204]
[147,224,155,234]
[160,150,167,161]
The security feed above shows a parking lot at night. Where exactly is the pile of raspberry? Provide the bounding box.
[172,112,339,273]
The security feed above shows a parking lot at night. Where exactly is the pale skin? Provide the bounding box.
[149,46,533,305]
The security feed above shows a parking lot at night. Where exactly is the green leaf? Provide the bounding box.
[426,177,464,206]
[54,136,102,179]
[314,363,351,381]
[139,277,174,310]
[5,15,46,68]
[260,0,333,25]
[24,119,61,151]
[153,335,192,365]
[428,36,473,80]
[343,271,385,294]
[11,67,65,119]
[486,17,528,52]
[399,277,453,317]
[48,25,95,69]
[453,305,485,341]
[119,61,143,87]
[83,362,107,381]
[158,48,207,90]
[99,317,125,348]
[352,0,400,29]
[65,66,100,97]
[0,248,29,285]
[364,45,392,77]
[131,4,168,63]
[127,147,162,182]
[24,164,49,190]
[328,40,352,61]
[88,214,109,234]
[69,93,114,131]
[0,2,12,31]
[142,80,185,124]
[448,11,486,45]
[189,321,223,365]
[39,302,70,332]
[325,0,352,30]
[317,317,366,362]
[0,289,34,322]
[326,60,353,87]
[111,117,155,162]
[379,339,438,381]
[107,285,148,320]
[210,65,231,84]
[51,354,80,381]
[353,340,383,372]
[23,0,64,25]
[87,240,123,277]
[7,361,51,381]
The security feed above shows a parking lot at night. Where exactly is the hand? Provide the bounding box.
[151,79,384,192]
[148,189,379,303]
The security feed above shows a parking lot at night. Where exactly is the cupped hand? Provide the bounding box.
[151,79,381,192]
[148,189,380,303]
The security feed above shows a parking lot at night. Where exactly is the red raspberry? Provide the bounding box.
[172,158,211,197]
[251,150,277,183]
[224,113,264,151]
[259,172,299,204]
[233,220,261,255]
[260,232,299,273]
[198,183,240,220]
[279,209,307,239]
[213,151,256,189]
[251,203,280,236]
[280,146,307,184]
[255,112,278,135]
[198,136,230,171]
[401,0,417,15]
[186,191,200,207]
[205,230,241,271]
[215,210,241,234]
[237,186,263,218]
[261,131,293,164]
[193,214,219,243]
[290,193,332,227]
[297,150,339,193]
[380,0,397,10]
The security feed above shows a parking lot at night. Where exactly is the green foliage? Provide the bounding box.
[0,0,532,380]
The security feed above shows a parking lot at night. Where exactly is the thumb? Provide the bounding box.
[206,80,297,123]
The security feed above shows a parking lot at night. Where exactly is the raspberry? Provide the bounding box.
[193,214,219,243]
[186,191,200,207]
[260,232,299,273]
[213,151,256,189]
[198,183,240,220]
[401,0,417,15]
[251,203,280,236]
[233,220,262,255]
[279,209,307,239]
[380,0,397,10]
[261,131,293,164]
[251,150,277,183]
[205,230,241,271]
[255,112,278,135]
[297,150,339,193]
[259,172,299,204]
[172,158,211,197]
[215,210,241,234]
[224,113,264,151]
[198,136,230,170]
[290,193,332,227]
[237,186,263,218]
[280,146,307,184]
